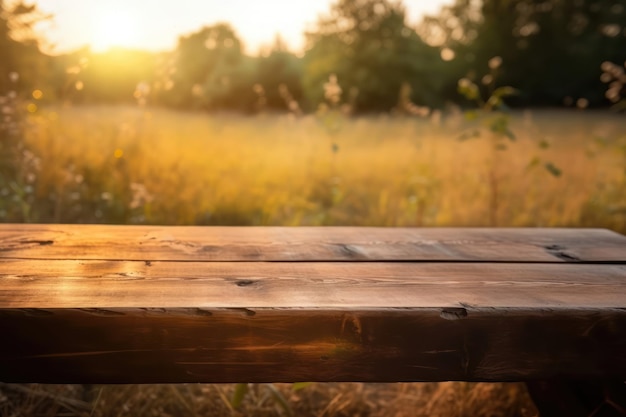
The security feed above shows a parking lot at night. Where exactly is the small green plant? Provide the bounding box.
[312,74,358,221]
[226,383,312,416]
[316,74,358,148]
[457,56,560,226]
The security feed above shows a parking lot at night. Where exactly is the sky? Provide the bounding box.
[34,0,450,55]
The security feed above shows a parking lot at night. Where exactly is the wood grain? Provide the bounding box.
[0,225,625,383]
[1,308,625,383]
[0,224,625,262]
[1,260,625,308]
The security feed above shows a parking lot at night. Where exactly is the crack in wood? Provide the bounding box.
[334,244,366,259]
[77,308,126,317]
[440,308,468,320]
[227,308,256,317]
[545,245,581,262]
[17,308,54,317]
[235,280,256,287]
[19,240,54,246]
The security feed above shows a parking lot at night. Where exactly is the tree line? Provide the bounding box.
[2,0,626,114]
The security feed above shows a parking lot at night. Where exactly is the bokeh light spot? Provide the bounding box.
[576,98,589,109]
[440,48,455,61]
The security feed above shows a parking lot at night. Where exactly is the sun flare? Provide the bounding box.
[91,10,140,51]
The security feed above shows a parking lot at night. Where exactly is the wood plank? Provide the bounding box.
[1,308,625,383]
[1,260,625,308]
[0,224,625,262]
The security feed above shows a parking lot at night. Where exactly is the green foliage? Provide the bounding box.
[12,0,626,113]
[156,23,256,110]
[456,58,561,225]
[230,383,248,409]
[0,0,48,95]
[456,62,518,149]
[420,0,626,107]
[303,0,444,112]
[255,36,304,112]
[292,382,314,391]
[457,60,561,178]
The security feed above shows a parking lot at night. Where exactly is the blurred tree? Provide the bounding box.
[160,23,256,110]
[0,0,48,94]
[421,0,626,107]
[418,0,488,104]
[255,35,304,112]
[0,0,49,222]
[303,0,444,113]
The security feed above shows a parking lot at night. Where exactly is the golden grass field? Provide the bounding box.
[21,105,626,232]
[3,105,626,416]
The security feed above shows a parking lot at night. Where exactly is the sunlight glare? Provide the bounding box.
[35,0,452,54]
[91,10,140,51]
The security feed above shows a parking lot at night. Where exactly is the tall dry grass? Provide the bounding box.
[18,105,626,232]
[0,382,537,417]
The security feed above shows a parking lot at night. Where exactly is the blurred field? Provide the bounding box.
[17,105,626,233]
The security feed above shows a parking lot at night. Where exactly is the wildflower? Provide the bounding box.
[129,183,154,210]
[324,74,342,105]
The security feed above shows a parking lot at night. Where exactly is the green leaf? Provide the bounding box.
[463,110,478,121]
[538,138,550,149]
[231,383,249,409]
[526,156,541,170]
[492,86,518,99]
[487,115,516,141]
[544,162,562,177]
[292,382,313,391]
[486,95,502,109]
[457,79,480,101]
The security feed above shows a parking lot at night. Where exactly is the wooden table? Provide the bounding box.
[0,225,625,385]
